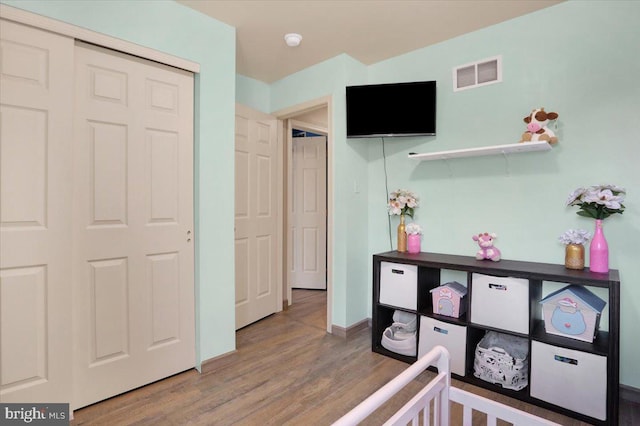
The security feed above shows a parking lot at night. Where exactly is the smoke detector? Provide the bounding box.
[284,33,302,47]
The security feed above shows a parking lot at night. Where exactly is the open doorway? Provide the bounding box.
[274,97,332,333]
[290,127,326,291]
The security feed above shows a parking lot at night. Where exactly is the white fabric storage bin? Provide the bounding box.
[473,331,528,391]
[530,341,607,421]
[418,316,466,376]
[379,262,417,310]
[471,273,529,334]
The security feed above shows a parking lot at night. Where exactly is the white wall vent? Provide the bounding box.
[453,55,502,92]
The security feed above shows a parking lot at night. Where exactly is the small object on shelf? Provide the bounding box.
[590,219,609,273]
[473,331,529,391]
[540,285,606,343]
[406,223,422,254]
[472,232,501,261]
[558,229,590,270]
[381,310,417,356]
[430,281,467,318]
[564,243,585,269]
[520,107,559,144]
[407,233,420,253]
[397,214,407,252]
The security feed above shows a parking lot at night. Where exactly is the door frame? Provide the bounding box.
[273,96,333,333]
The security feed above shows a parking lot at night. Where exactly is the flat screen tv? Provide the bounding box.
[346,80,436,138]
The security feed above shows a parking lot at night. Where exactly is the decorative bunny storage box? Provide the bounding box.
[430,281,467,318]
[539,285,606,343]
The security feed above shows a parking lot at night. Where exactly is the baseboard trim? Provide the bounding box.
[621,384,640,404]
[331,318,370,339]
[200,349,238,374]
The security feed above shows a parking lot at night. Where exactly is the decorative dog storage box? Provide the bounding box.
[430,281,467,318]
[470,273,529,334]
[379,262,417,310]
[381,310,417,357]
[473,331,529,391]
[539,285,606,343]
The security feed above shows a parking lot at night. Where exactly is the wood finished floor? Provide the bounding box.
[71,290,639,425]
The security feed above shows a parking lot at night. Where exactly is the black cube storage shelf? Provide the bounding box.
[372,251,620,426]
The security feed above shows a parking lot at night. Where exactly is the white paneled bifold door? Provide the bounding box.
[0,18,195,410]
[0,19,75,406]
[73,42,195,409]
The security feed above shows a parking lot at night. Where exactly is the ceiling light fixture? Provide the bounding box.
[284,33,302,47]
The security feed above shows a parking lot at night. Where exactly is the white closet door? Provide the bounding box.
[0,19,74,405]
[73,42,195,409]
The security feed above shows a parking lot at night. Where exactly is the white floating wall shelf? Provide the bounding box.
[408,141,551,161]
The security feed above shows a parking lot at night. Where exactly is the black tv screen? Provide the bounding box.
[346,81,436,138]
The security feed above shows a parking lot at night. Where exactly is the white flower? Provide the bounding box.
[559,229,591,245]
[388,200,402,216]
[566,187,587,206]
[566,184,626,220]
[406,223,422,235]
[388,189,419,217]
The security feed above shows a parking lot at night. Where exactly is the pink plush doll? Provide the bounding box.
[473,232,501,261]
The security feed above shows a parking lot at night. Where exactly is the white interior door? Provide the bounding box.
[0,19,74,405]
[290,136,327,290]
[72,42,195,409]
[235,104,281,330]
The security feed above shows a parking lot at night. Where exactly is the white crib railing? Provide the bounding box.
[332,345,560,426]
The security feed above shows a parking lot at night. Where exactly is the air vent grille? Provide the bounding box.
[454,55,502,91]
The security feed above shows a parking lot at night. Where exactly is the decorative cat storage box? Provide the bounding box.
[473,331,529,391]
[430,281,467,318]
[539,285,606,343]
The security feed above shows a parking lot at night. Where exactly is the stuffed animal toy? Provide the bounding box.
[473,232,501,261]
[520,107,559,144]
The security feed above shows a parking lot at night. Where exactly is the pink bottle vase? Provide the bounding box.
[589,219,609,273]
[407,234,421,254]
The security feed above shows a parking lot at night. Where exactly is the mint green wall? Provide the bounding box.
[265,0,639,389]
[270,54,371,326]
[363,0,639,388]
[1,0,238,366]
[236,74,270,112]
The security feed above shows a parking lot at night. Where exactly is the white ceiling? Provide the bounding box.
[177,0,564,83]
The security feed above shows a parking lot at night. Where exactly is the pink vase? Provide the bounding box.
[589,219,609,273]
[407,234,421,254]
